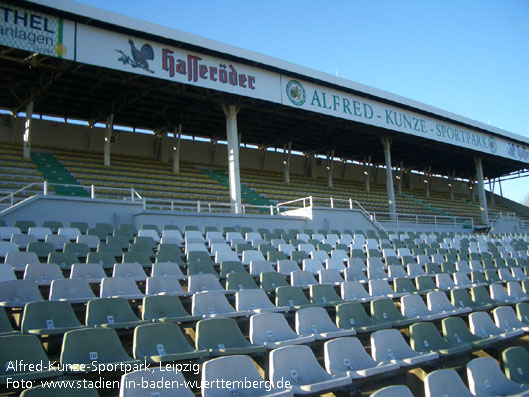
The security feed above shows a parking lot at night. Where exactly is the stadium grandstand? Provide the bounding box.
[1,0,529,396]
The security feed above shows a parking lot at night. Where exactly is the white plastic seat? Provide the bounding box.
[341,281,373,302]
[312,233,325,243]
[407,263,426,277]
[184,230,205,243]
[4,251,40,271]
[0,226,21,240]
[49,278,97,303]
[325,258,346,272]
[214,250,240,264]
[45,234,70,250]
[0,263,16,282]
[435,273,457,290]
[185,243,208,254]
[269,345,352,395]
[331,249,349,262]
[249,260,275,275]
[367,257,385,268]
[469,311,523,340]
[226,232,244,244]
[388,265,408,279]
[298,243,315,254]
[100,277,145,300]
[0,241,18,258]
[10,233,37,249]
[455,260,472,273]
[113,263,148,281]
[28,227,53,241]
[236,289,288,313]
[302,259,325,275]
[318,269,343,285]
[453,271,481,288]
[250,312,315,348]
[368,280,404,298]
[0,279,44,307]
[278,243,295,255]
[370,329,438,367]
[23,262,65,285]
[469,260,485,272]
[490,283,518,304]
[344,267,368,283]
[400,294,445,321]
[466,357,529,397]
[150,262,186,279]
[370,385,414,397]
[291,270,318,289]
[120,367,194,397]
[76,234,101,249]
[507,281,529,301]
[367,265,390,281]
[145,276,188,296]
[324,337,399,379]
[512,267,528,281]
[70,263,106,283]
[137,229,160,243]
[188,274,230,294]
[296,233,310,243]
[242,250,266,265]
[493,306,529,333]
[192,290,249,318]
[427,291,471,315]
[311,250,329,262]
[424,368,473,397]
[347,257,366,269]
[58,227,81,241]
[271,239,286,249]
[498,268,515,282]
[295,306,355,340]
[277,259,300,276]
[161,229,184,246]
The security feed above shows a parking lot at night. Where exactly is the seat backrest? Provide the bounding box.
[141,295,190,321]
[133,322,194,360]
[100,277,143,298]
[21,300,82,333]
[85,297,140,326]
[195,317,250,350]
[235,288,275,311]
[49,279,97,301]
[0,279,44,305]
[191,290,235,317]
[249,312,297,344]
[335,301,375,328]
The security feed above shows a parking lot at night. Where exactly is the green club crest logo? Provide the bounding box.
[488,136,497,153]
[286,80,306,106]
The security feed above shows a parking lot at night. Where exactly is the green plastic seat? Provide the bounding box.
[260,272,289,292]
[42,221,63,234]
[15,220,36,234]
[187,251,213,263]
[502,346,529,384]
[26,242,55,259]
[0,334,62,385]
[268,250,288,262]
[335,301,389,333]
[394,278,419,294]
[86,251,116,269]
[471,271,487,285]
[484,269,501,284]
[96,242,123,259]
[133,323,208,363]
[63,242,90,258]
[451,288,492,311]
[0,306,16,336]
[128,244,155,256]
[20,383,98,396]
[370,298,415,327]
[219,261,247,277]
[416,275,438,293]
[142,295,201,323]
[156,252,186,266]
[516,302,529,325]
[226,272,259,291]
[87,228,110,241]
[106,235,130,250]
[47,252,79,270]
[441,316,498,349]
[309,283,343,305]
[85,298,149,329]
[68,222,88,234]
[94,223,113,236]
[187,261,218,276]
[409,322,471,357]
[470,286,499,308]
[441,262,457,274]
[21,301,84,335]
[291,251,309,265]
[275,286,321,310]
[195,317,265,356]
[425,263,442,275]
[122,251,152,268]
[60,327,141,373]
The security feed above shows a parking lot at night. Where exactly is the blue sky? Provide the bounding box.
[75,0,529,204]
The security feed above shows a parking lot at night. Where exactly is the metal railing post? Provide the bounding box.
[309,196,313,207]
[349,198,353,209]
[142,197,146,210]
[270,205,274,216]
[90,185,95,199]
[197,201,201,213]
[330,197,334,208]
[10,193,13,206]
[130,188,134,202]
[43,181,47,195]
[170,201,174,211]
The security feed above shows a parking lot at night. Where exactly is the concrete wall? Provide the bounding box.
[0,115,474,195]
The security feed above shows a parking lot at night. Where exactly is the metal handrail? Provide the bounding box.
[372,211,475,231]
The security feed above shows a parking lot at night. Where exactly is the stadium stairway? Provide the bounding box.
[401,191,450,218]
[30,151,90,198]
[200,168,275,210]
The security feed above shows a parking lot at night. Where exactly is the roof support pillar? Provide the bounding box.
[173,124,182,173]
[397,162,404,195]
[449,171,455,200]
[474,157,489,225]
[381,137,397,220]
[425,166,432,198]
[23,100,33,159]
[470,179,476,203]
[283,142,291,184]
[104,113,114,167]
[364,156,371,192]
[327,149,334,188]
[221,104,242,214]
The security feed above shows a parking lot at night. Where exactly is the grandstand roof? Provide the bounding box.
[1,0,528,180]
